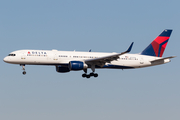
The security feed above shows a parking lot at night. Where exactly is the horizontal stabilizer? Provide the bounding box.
[150,56,176,63]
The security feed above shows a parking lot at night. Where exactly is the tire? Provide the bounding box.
[86,75,90,78]
[90,73,94,76]
[82,74,86,78]
[23,71,26,75]
[94,73,98,77]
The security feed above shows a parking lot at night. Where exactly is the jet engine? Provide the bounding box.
[56,66,70,73]
[69,61,88,71]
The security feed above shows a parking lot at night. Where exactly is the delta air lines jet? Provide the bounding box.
[3,29,176,78]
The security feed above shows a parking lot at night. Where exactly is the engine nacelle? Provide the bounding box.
[69,61,88,71]
[56,66,70,73]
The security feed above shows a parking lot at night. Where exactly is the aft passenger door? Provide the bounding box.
[140,57,144,64]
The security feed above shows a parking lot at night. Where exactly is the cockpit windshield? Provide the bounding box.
[8,54,16,56]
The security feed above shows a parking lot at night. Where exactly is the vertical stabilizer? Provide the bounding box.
[140,29,172,57]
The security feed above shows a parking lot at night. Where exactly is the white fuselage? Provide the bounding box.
[3,29,174,78]
[3,49,170,69]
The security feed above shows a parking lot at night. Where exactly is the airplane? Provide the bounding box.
[3,29,176,78]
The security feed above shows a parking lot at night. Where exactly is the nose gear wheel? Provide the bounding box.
[20,64,26,75]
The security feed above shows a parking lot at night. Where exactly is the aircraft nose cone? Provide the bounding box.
[3,57,9,63]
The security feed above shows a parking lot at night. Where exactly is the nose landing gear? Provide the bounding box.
[20,64,26,75]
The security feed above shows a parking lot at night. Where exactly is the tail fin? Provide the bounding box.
[140,29,172,57]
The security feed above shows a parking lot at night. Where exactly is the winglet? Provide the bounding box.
[126,42,134,52]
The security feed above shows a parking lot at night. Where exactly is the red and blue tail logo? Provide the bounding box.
[141,29,172,57]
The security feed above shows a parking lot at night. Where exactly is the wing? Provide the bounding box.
[85,42,134,67]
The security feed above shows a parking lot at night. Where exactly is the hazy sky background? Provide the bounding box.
[0,0,179,120]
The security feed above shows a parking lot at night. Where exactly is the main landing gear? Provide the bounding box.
[20,64,26,75]
[82,73,98,78]
[82,65,98,78]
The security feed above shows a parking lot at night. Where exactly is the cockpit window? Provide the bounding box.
[8,54,16,56]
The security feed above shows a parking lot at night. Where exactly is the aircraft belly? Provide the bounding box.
[101,64,135,69]
[98,61,136,69]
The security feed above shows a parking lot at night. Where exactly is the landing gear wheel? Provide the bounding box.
[82,73,86,78]
[90,72,94,76]
[90,72,98,77]
[22,71,26,75]
[86,75,90,78]
[94,73,98,77]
